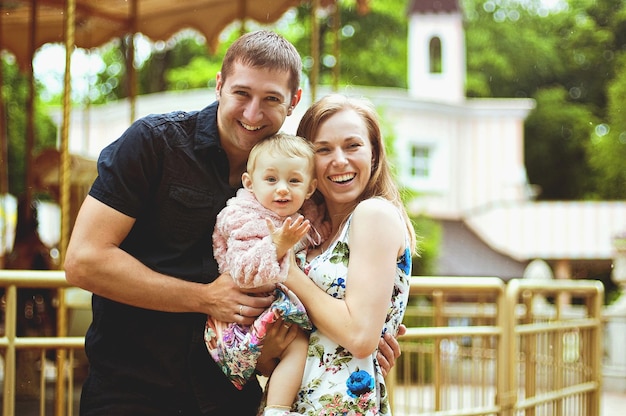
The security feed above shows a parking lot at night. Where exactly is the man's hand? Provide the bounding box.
[202,273,274,324]
[256,317,298,376]
[377,324,406,377]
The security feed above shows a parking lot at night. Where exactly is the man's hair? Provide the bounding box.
[221,30,302,97]
[246,132,315,177]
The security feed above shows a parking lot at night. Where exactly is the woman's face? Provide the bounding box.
[311,108,373,208]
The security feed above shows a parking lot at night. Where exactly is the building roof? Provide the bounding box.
[435,219,528,281]
[408,0,460,14]
[465,201,626,261]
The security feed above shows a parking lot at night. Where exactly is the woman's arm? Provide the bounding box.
[285,198,405,358]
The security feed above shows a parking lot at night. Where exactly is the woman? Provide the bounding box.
[270,94,417,415]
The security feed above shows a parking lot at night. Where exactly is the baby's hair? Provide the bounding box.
[247,132,316,176]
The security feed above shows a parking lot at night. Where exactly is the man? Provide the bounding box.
[65,30,402,416]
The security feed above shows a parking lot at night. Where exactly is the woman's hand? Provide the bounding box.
[256,317,298,376]
[377,324,406,377]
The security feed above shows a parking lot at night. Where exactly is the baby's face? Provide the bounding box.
[246,152,316,217]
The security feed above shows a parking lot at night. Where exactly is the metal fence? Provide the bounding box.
[388,277,604,416]
[0,271,606,416]
[0,270,84,416]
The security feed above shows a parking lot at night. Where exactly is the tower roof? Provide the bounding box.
[408,0,459,14]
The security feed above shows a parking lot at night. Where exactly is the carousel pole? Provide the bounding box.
[60,0,75,300]
[0,10,13,416]
[331,1,340,91]
[56,0,75,413]
[0,6,8,268]
[127,0,138,123]
[25,0,37,221]
[239,0,247,36]
[310,0,320,103]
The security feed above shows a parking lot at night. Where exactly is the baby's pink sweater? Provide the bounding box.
[213,188,295,289]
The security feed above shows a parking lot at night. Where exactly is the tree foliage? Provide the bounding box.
[2,55,57,196]
[291,0,407,88]
[463,0,626,200]
[524,87,597,199]
[587,53,626,199]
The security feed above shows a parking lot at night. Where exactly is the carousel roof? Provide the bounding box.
[1,0,302,69]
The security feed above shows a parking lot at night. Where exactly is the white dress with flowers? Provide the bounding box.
[291,213,412,416]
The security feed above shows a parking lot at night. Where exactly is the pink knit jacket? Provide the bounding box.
[213,188,321,289]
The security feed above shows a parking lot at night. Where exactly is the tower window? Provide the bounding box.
[429,37,442,73]
[410,145,431,178]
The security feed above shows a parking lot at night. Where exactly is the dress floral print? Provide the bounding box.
[290,213,412,416]
[205,283,311,390]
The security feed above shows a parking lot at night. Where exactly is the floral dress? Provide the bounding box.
[291,214,412,415]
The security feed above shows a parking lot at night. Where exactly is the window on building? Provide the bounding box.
[410,145,431,178]
[429,37,442,73]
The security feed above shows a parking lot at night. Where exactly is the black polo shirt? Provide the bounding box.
[85,101,262,414]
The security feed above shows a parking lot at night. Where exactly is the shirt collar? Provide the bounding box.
[194,100,220,150]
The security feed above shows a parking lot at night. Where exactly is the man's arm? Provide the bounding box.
[64,196,273,321]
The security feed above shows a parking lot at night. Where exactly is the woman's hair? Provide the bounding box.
[247,132,316,178]
[297,93,417,253]
[221,30,302,97]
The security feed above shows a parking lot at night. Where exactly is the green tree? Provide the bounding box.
[524,87,597,200]
[411,215,441,276]
[291,0,407,88]
[554,0,617,114]
[164,30,239,91]
[90,42,126,104]
[464,0,566,99]
[587,53,626,199]
[464,0,625,199]
[2,55,57,196]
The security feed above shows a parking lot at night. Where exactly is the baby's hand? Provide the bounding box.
[266,216,311,258]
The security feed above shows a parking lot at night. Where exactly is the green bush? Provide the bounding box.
[410,215,441,276]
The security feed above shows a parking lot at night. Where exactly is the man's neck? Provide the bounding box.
[227,152,248,188]
[229,169,244,187]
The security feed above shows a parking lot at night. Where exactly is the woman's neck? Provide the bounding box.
[322,202,357,250]
[326,201,357,231]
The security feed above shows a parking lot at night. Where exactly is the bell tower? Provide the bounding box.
[407,0,466,102]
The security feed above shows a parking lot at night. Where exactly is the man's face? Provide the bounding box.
[216,62,301,158]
